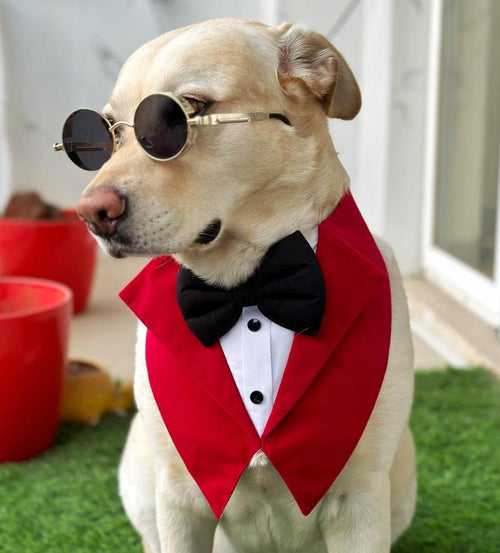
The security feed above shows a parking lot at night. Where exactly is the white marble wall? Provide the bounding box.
[0,0,431,275]
[385,0,431,273]
[0,0,183,208]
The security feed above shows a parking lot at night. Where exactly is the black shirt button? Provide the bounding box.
[250,390,264,404]
[247,318,262,332]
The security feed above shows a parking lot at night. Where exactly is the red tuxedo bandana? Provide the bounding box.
[120,192,392,518]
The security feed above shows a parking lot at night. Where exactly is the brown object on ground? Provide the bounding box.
[3,191,64,220]
[68,360,100,374]
[61,359,134,425]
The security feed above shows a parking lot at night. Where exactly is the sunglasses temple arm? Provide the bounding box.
[189,112,291,127]
[188,112,272,127]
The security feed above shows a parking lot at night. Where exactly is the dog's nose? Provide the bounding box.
[77,187,126,237]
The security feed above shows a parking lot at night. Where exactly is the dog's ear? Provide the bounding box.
[275,23,361,120]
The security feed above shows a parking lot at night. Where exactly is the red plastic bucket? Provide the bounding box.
[0,277,72,462]
[0,210,97,314]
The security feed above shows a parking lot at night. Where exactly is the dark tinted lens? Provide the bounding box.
[62,109,113,171]
[134,94,188,160]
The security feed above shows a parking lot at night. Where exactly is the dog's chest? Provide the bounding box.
[219,456,329,553]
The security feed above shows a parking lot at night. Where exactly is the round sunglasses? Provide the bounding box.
[53,92,291,171]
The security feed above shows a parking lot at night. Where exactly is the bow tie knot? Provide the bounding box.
[230,276,259,308]
[177,231,326,346]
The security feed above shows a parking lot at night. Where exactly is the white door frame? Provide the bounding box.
[422,0,500,328]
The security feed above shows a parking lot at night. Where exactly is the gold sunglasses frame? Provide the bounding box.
[53,92,290,166]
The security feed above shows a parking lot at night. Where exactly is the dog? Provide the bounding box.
[76,18,416,553]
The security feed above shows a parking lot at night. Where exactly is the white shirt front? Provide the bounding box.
[219,227,318,436]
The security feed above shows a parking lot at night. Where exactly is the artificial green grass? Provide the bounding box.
[0,413,140,553]
[393,368,500,553]
[1,368,499,553]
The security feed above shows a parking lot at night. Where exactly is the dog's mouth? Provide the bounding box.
[194,219,222,245]
[108,243,127,258]
[98,218,223,258]
[104,235,131,259]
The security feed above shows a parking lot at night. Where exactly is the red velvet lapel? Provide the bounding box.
[119,192,386,441]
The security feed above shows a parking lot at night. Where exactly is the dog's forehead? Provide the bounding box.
[108,20,278,117]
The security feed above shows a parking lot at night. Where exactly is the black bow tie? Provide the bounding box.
[176,231,326,346]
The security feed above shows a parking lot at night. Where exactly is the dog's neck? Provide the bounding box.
[175,152,349,288]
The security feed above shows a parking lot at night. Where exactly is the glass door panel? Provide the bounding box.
[433,0,500,278]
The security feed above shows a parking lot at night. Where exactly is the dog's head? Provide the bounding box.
[77,19,361,286]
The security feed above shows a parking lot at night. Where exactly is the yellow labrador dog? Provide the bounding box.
[76,18,416,553]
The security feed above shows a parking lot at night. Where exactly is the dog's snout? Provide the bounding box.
[77,187,126,237]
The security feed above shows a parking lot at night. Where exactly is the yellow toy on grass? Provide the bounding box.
[61,359,134,425]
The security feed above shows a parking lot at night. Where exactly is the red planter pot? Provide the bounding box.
[0,277,72,462]
[0,210,97,314]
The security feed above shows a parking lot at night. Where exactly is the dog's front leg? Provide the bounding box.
[320,471,391,553]
[155,467,217,553]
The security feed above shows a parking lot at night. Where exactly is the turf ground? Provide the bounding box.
[1,368,499,553]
